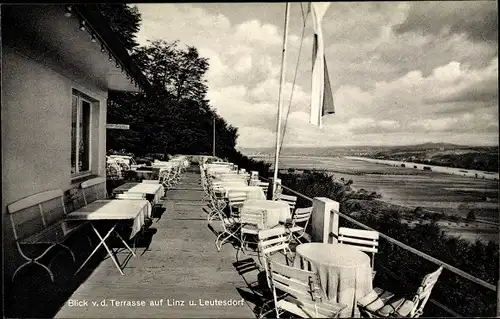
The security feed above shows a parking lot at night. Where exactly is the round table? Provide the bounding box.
[241,199,291,229]
[224,186,266,200]
[293,243,373,318]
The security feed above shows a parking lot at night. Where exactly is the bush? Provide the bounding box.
[466,210,476,221]
[272,170,498,317]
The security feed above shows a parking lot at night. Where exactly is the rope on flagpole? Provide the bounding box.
[279,2,310,156]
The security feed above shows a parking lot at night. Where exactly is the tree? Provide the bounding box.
[466,210,476,221]
[98,4,142,51]
[133,40,209,101]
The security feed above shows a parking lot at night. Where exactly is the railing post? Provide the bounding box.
[251,171,259,180]
[268,178,281,200]
[311,197,339,243]
[250,171,259,186]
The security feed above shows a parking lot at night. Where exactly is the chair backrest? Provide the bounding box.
[227,191,247,207]
[292,206,313,226]
[7,189,66,241]
[267,259,326,303]
[258,227,290,257]
[411,266,444,317]
[80,177,107,206]
[338,227,379,268]
[277,194,297,210]
[241,209,266,229]
[257,181,269,196]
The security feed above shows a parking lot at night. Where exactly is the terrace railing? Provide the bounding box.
[255,172,499,317]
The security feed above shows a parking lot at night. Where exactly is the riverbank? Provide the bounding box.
[346,156,499,180]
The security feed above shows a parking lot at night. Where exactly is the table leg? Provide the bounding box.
[75,223,116,275]
[115,231,137,257]
[92,223,125,275]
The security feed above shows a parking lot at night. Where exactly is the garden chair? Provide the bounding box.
[240,209,267,252]
[215,209,241,251]
[285,206,312,244]
[276,194,297,212]
[256,181,270,197]
[81,177,107,206]
[207,184,227,223]
[8,189,90,282]
[227,190,247,219]
[264,259,346,318]
[357,266,443,317]
[338,227,379,279]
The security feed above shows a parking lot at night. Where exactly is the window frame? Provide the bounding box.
[71,92,93,179]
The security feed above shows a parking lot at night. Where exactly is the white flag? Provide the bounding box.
[310,2,335,127]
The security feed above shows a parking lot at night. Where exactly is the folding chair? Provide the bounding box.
[285,206,312,244]
[240,209,266,252]
[276,194,297,212]
[265,259,346,318]
[358,266,443,318]
[227,190,247,219]
[338,227,379,279]
[214,210,242,251]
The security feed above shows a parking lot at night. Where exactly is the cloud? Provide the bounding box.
[393,1,498,43]
[136,3,499,148]
[424,58,498,105]
[410,113,499,134]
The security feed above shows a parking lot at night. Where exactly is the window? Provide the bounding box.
[71,93,92,176]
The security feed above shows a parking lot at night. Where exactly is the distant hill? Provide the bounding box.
[398,142,464,149]
[238,143,498,157]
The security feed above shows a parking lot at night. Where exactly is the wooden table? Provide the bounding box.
[68,199,151,275]
[223,186,265,200]
[112,182,164,204]
[240,199,291,229]
[294,243,373,317]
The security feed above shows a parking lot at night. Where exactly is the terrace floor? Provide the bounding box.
[6,166,272,318]
[56,167,263,318]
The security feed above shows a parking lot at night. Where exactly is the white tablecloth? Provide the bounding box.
[207,165,234,176]
[68,199,151,239]
[224,186,265,200]
[294,243,373,318]
[213,180,248,189]
[126,183,164,204]
[241,199,291,228]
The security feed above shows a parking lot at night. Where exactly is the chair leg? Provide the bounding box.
[12,260,55,283]
[58,244,76,262]
[215,233,224,251]
[258,299,275,318]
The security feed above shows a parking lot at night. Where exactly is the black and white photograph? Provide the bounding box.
[2,2,499,318]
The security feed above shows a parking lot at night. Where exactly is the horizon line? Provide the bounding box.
[237,142,500,149]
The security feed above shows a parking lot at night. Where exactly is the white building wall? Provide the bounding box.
[1,44,108,276]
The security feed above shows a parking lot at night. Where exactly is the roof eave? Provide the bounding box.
[73,4,154,95]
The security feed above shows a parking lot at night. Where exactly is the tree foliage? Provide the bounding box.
[133,40,209,101]
[103,7,266,172]
[98,4,142,51]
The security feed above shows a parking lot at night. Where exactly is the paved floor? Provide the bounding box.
[55,167,258,318]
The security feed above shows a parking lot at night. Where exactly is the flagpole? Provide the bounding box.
[272,2,290,199]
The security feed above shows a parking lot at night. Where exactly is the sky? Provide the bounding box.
[133,2,498,148]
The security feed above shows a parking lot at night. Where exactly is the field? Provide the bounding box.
[251,155,499,243]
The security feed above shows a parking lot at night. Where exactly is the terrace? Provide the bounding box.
[4,162,498,318]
